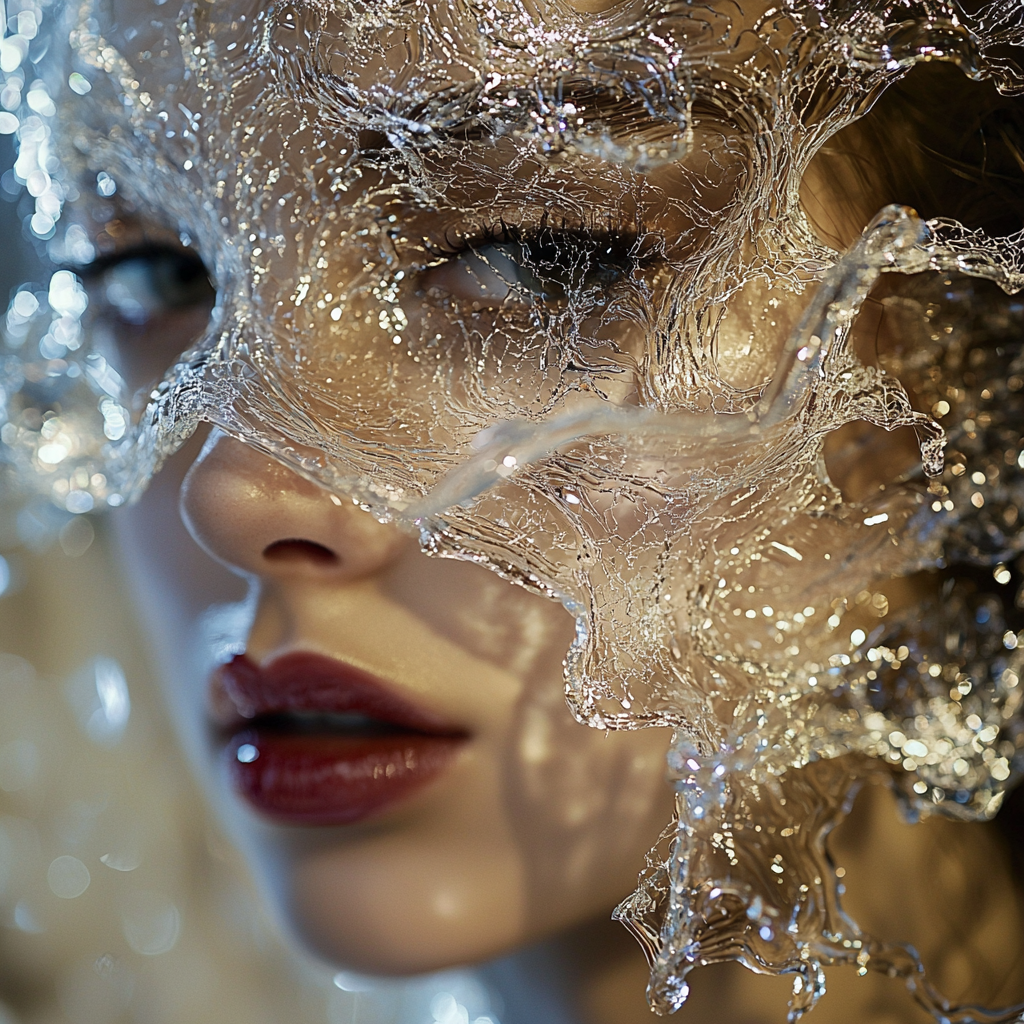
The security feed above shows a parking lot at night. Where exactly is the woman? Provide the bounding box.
[2,0,1024,1021]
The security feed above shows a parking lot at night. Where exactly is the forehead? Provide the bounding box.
[58,0,788,253]
[74,0,764,146]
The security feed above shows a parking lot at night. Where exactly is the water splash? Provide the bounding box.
[1,0,1024,1018]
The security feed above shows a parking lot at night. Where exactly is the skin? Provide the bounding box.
[105,161,1024,1024]
[108,440,1024,1024]
[94,0,787,988]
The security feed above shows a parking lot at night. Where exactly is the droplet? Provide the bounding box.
[13,900,44,933]
[59,515,95,556]
[236,743,259,763]
[65,658,130,746]
[47,855,90,899]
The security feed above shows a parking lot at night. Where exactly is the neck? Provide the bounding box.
[481,914,651,1024]
[481,782,1024,1024]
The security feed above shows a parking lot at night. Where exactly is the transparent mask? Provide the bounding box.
[2,0,1024,1019]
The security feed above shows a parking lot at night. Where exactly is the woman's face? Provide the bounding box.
[63,0,812,972]
[112,429,675,974]
[16,0,1022,1009]
[95,0,696,975]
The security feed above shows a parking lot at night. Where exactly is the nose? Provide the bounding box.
[180,431,411,582]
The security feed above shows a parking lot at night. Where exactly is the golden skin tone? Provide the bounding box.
[84,2,1024,1021]
[187,436,675,972]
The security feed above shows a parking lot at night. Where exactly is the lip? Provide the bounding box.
[210,652,468,825]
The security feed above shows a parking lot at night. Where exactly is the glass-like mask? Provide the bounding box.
[2,0,1024,1018]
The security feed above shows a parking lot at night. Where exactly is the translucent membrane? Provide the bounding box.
[2,0,1024,1018]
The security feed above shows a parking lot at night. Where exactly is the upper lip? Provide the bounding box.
[209,651,463,737]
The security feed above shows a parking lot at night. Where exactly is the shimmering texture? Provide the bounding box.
[1,0,1024,1019]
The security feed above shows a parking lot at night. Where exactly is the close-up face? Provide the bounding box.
[113,426,676,974]
[4,0,1024,1020]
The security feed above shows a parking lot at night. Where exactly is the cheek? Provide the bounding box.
[253,577,671,973]
[714,278,804,392]
[274,716,672,975]
[115,452,674,971]
[502,683,675,929]
[281,745,532,974]
[381,550,577,679]
[385,560,674,925]
[112,429,243,618]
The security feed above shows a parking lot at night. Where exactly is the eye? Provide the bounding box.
[84,247,216,326]
[80,245,217,393]
[420,225,639,307]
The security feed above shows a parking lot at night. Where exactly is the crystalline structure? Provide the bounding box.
[3,0,1024,1019]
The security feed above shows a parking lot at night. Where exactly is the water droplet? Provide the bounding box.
[47,855,90,899]
[236,743,258,763]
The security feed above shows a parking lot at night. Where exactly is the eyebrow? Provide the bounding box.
[410,75,695,147]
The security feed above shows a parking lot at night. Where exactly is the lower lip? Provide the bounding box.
[224,730,465,825]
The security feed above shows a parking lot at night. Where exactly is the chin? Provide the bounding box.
[284,837,532,974]
[218,743,539,975]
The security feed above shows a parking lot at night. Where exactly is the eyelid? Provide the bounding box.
[419,219,650,304]
[74,242,210,281]
[76,243,217,329]
[427,219,644,265]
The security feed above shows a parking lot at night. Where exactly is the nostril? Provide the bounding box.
[262,539,340,566]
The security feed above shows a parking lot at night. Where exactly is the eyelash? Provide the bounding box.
[76,214,652,323]
[78,244,216,324]
[78,242,208,277]
[428,217,642,258]
[423,217,652,284]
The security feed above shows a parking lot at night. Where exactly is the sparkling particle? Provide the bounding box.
[769,541,803,560]
[121,891,181,955]
[0,1,1022,1019]
[67,72,91,94]
[100,845,142,872]
[13,901,44,933]
[64,490,94,514]
[66,658,131,746]
[59,516,95,557]
[95,171,116,197]
[333,971,377,992]
[47,855,90,899]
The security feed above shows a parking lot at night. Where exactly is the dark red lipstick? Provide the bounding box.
[210,652,467,825]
